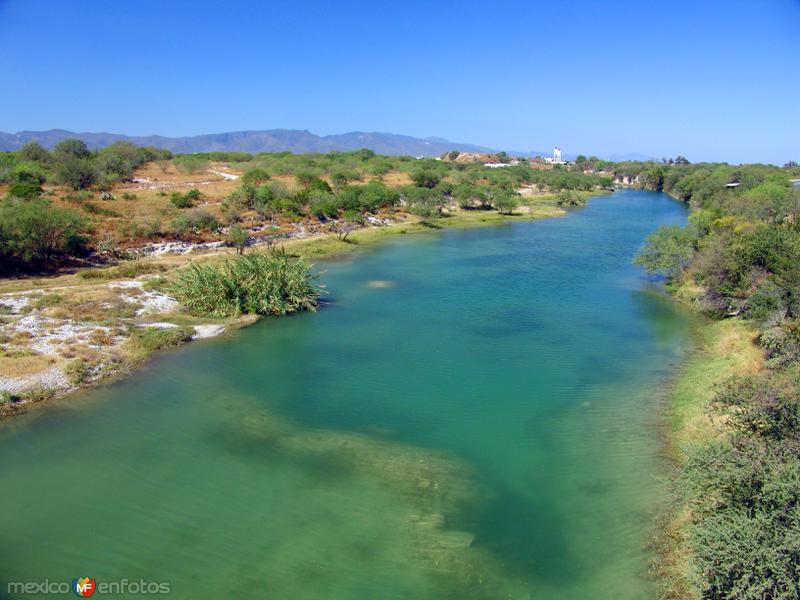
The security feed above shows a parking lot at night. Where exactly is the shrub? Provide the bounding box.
[171,191,194,209]
[493,191,519,214]
[555,189,587,207]
[170,250,319,317]
[173,155,209,174]
[226,224,249,254]
[7,181,43,200]
[685,439,800,600]
[19,142,51,164]
[170,210,220,236]
[412,169,442,189]
[0,199,88,272]
[57,157,97,190]
[54,138,91,160]
[241,168,271,186]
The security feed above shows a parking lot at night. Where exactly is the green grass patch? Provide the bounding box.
[125,326,194,363]
[78,261,166,280]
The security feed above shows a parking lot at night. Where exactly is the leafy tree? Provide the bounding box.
[54,138,91,160]
[555,189,586,207]
[57,157,97,190]
[412,169,442,189]
[635,224,697,279]
[226,224,249,254]
[19,142,51,163]
[493,191,518,214]
[241,168,271,186]
[0,199,88,271]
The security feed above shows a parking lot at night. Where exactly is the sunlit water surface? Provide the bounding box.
[0,191,693,599]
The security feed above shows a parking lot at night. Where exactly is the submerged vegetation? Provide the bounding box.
[170,250,319,318]
[634,161,800,599]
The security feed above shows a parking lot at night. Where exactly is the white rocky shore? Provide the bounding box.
[0,277,225,399]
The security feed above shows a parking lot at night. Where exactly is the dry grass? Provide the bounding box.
[0,354,53,378]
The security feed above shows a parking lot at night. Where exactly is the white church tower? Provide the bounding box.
[553,147,562,163]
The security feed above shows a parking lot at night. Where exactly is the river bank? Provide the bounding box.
[0,194,574,418]
[652,304,763,598]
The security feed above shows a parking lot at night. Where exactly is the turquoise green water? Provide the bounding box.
[0,190,693,599]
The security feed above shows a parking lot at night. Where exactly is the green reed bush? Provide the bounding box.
[170,250,319,317]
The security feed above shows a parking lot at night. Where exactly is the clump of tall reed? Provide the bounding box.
[170,250,319,317]
[555,189,587,207]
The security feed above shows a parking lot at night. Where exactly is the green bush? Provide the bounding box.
[170,250,319,317]
[411,168,442,189]
[555,189,587,207]
[173,155,209,174]
[493,191,519,214]
[7,181,43,199]
[171,210,220,236]
[57,156,97,190]
[0,199,88,272]
[171,191,194,208]
[635,224,697,279]
[241,168,271,186]
[685,439,800,599]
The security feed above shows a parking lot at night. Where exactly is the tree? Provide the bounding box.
[493,191,518,215]
[0,199,88,271]
[54,138,91,160]
[241,168,271,186]
[226,224,249,254]
[411,169,442,189]
[555,190,586,207]
[57,157,97,190]
[19,142,51,163]
[330,219,357,242]
[634,224,697,279]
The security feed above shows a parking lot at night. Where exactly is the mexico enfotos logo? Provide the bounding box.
[6,577,171,596]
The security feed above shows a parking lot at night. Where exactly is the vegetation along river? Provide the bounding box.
[0,190,693,599]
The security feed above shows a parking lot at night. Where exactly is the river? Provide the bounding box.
[0,190,693,599]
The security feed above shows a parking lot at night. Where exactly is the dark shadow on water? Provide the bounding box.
[460,477,581,586]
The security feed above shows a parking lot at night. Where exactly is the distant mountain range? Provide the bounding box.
[0,128,649,161]
[0,129,512,157]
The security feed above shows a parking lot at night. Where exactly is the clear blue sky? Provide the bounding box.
[1,0,798,163]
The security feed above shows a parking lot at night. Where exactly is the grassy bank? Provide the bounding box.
[653,318,763,599]
[280,195,568,260]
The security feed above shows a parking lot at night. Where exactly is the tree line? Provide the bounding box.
[634,161,800,598]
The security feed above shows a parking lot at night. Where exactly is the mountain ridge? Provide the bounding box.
[0,128,517,157]
[0,128,583,159]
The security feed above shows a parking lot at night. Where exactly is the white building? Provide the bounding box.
[544,147,567,165]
